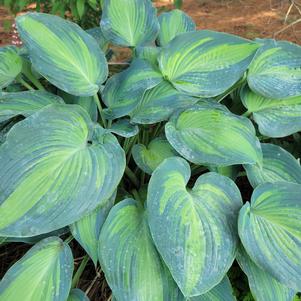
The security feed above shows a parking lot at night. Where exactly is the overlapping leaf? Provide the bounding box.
[130,80,197,124]
[67,289,90,301]
[135,46,160,67]
[0,46,22,89]
[237,246,295,301]
[247,40,301,99]
[157,9,196,46]
[158,30,259,97]
[0,104,125,237]
[147,157,242,297]
[102,59,162,119]
[100,0,159,47]
[0,91,64,123]
[109,119,139,138]
[132,137,177,174]
[239,182,301,291]
[86,27,109,51]
[244,143,301,187]
[241,85,301,137]
[16,13,108,96]
[98,198,182,301]
[70,193,115,265]
[0,237,73,301]
[165,102,262,165]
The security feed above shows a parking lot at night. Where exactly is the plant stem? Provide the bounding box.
[64,235,74,244]
[131,189,141,202]
[241,111,251,117]
[17,76,34,91]
[24,73,45,91]
[71,255,89,288]
[125,166,139,188]
[93,93,107,128]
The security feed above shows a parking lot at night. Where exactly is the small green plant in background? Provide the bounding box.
[0,0,301,300]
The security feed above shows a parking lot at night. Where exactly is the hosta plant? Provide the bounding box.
[0,1,301,301]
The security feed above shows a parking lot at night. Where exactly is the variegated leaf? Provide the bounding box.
[157,9,196,46]
[165,102,262,165]
[70,193,115,265]
[244,143,301,187]
[247,40,301,99]
[0,46,22,89]
[98,198,182,301]
[0,104,125,237]
[130,80,198,124]
[0,237,73,301]
[132,137,177,174]
[0,91,64,123]
[100,0,159,47]
[239,182,301,291]
[135,46,160,67]
[237,246,295,301]
[102,59,162,119]
[86,27,109,52]
[241,85,301,137]
[147,157,242,297]
[158,30,259,97]
[16,13,108,96]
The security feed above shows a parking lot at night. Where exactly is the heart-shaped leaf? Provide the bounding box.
[100,0,159,47]
[98,198,182,301]
[147,157,242,297]
[165,102,262,165]
[67,289,90,301]
[157,9,196,46]
[102,59,162,119]
[247,40,301,99]
[239,182,301,291]
[241,85,301,137]
[0,104,125,237]
[70,192,115,265]
[244,143,301,187]
[132,137,177,174]
[0,237,73,301]
[16,13,108,96]
[0,91,64,123]
[158,30,259,97]
[0,46,22,89]
[130,80,198,124]
[237,246,296,301]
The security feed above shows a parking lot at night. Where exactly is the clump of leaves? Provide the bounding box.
[0,1,301,301]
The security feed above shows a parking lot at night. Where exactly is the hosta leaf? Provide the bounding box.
[241,86,301,137]
[132,137,177,174]
[16,13,108,96]
[68,289,90,301]
[247,40,301,99]
[0,237,73,301]
[0,91,64,123]
[238,182,301,291]
[70,192,115,265]
[165,102,262,165]
[58,90,97,122]
[192,277,236,301]
[98,198,182,301]
[86,27,109,52]
[158,30,259,97]
[0,104,125,237]
[135,46,160,67]
[0,46,22,89]
[208,165,240,181]
[236,246,295,301]
[157,9,196,46]
[109,119,139,138]
[102,59,162,119]
[147,157,242,297]
[100,0,159,47]
[130,80,198,124]
[244,143,301,188]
